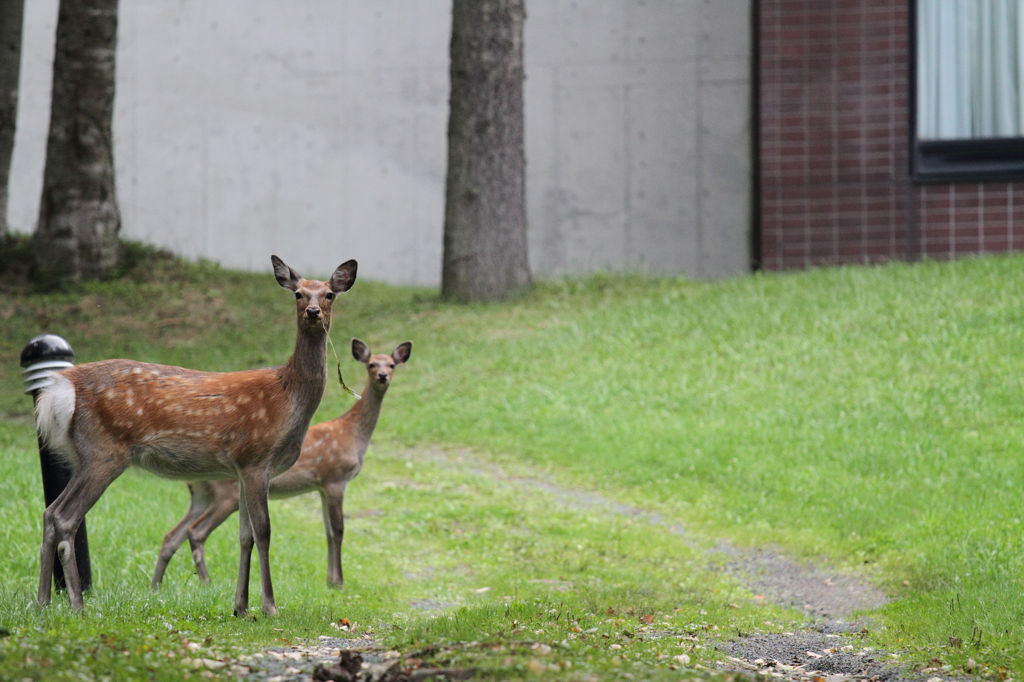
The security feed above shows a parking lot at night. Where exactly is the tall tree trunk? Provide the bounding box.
[33,0,120,286]
[0,0,25,239]
[442,0,530,302]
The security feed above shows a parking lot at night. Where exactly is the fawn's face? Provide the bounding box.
[352,339,412,389]
[366,353,398,386]
[272,256,357,332]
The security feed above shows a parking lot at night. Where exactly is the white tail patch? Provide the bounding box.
[35,374,78,468]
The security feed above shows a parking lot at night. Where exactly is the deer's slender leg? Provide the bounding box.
[153,484,211,589]
[240,470,276,615]
[40,453,126,609]
[233,476,255,617]
[37,474,87,606]
[187,496,239,583]
[320,484,347,589]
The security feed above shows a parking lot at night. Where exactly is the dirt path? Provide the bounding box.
[243,446,944,681]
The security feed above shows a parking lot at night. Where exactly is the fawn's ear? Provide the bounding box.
[392,341,412,365]
[330,260,358,293]
[271,255,301,291]
[351,338,371,364]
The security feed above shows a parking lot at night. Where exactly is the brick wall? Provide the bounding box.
[758,0,1024,270]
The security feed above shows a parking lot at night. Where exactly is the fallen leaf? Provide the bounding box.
[331,618,353,631]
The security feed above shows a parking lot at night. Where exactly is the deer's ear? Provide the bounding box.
[392,341,412,365]
[351,338,370,364]
[331,260,358,293]
[271,255,301,292]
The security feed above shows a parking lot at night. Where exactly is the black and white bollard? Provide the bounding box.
[21,334,92,592]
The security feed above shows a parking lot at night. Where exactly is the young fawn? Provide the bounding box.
[151,339,411,589]
[33,255,357,615]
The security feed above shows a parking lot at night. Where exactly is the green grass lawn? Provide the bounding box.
[0,244,1022,678]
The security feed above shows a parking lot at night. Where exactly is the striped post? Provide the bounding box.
[21,334,91,592]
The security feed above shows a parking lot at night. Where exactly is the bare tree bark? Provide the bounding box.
[0,0,25,239]
[33,0,120,286]
[442,0,530,302]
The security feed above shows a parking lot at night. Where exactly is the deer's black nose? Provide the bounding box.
[307,307,321,319]
[378,373,388,382]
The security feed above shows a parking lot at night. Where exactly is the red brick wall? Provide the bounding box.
[758,0,1024,269]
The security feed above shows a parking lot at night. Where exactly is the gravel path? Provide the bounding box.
[392,448,934,681]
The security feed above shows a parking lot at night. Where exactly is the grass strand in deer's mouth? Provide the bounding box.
[322,317,361,400]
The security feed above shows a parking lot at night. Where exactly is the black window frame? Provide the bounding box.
[910,0,1024,183]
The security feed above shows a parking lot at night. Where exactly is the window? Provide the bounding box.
[914,0,1024,181]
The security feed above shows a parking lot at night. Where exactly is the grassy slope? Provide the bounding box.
[0,247,1021,676]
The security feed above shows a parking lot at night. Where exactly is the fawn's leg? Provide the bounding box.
[186,497,238,584]
[152,484,211,589]
[320,484,347,589]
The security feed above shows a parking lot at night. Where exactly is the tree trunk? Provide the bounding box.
[442,0,530,302]
[33,0,120,286]
[0,0,25,239]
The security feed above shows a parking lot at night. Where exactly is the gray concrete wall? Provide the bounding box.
[8,0,751,286]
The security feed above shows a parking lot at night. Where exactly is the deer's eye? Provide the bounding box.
[388,364,395,369]
[294,291,302,300]
[325,292,335,300]
[369,362,377,368]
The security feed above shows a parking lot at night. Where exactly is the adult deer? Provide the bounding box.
[151,339,411,590]
[33,255,357,615]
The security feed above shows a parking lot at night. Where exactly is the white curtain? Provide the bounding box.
[917,0,1024,139]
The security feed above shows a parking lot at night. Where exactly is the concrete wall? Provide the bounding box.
[9,0,751,286]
